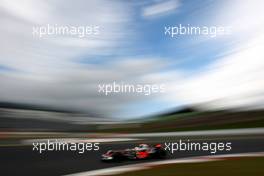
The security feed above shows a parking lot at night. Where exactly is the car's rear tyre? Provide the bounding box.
[154,149,167,159]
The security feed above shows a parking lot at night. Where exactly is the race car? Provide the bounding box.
[101,144,166,161]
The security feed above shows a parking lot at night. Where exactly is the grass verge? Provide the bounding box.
[114,157,264,176]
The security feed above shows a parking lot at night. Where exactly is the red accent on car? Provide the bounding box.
[155,144,162,148]
[136,151,149,159]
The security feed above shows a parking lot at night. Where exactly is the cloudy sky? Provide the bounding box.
[0,0,264,119]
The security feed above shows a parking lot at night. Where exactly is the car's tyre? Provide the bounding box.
[154,148,167,159]
[112,152,126,162]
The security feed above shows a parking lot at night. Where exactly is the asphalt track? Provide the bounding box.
[1,136,264,176]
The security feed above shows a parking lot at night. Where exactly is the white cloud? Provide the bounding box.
[0,0,52,24]
[0,0,180,119]
[176,34,264,110]
[0,0,140,118]
[142,0,180,18]
[167,0,264,111]
[1,0,264,120]
[0,58,175,118]
[0,0,132,73]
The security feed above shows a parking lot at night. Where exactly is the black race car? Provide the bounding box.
[101,144,166,161]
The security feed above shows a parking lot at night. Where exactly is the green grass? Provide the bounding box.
[114,157,264,176]
[144,118,264,132]
[99,118,264,133]
[98,111,264,133]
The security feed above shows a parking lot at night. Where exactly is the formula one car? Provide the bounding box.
[101,144,166,162]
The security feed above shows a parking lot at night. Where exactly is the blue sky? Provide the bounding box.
[95,0,234,73]
[109,0,235,118]
[0,0,263,119]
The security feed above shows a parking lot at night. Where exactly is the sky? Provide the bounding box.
[0,0,264,119]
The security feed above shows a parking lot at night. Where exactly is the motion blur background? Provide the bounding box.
[0,0,264,131]
[0,0,264,176]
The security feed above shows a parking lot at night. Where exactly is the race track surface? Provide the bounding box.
[1,136,264,176]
